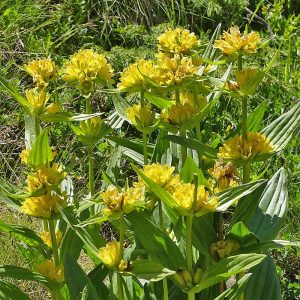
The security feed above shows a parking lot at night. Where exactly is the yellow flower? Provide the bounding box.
[98,241,127,271]
[27,164,66,193]
[118,59,163,92]
[171,182,218,216]
[218,132,275,161]
[35,260,64,283]
[209,161,240,193]
[62,49,114,94]
[157,28,199,55]
[25,88,50,116]
[210,239,240,261]
[162,102,197,126]
[24,59,56,88]
[22,193,66,219]
[40,230,62,248]
[20,148,30,165]
[179,91,207,110]
[214,26,261,57]
[125,104,156,132]
[235,68,262,96]
[45,103,61,113]
[100,185,143,216]
[140,163,175,187]
[156,53,198,86]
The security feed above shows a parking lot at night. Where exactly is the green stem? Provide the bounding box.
[218,212,224,294]
[180,129,187,167]
[243,162,251,184]
[34,116,40,137]
[51,288,63,300]
[88,145,95,214]
[238,54,243,71]
[186,215,194,272]
[175,88,180,104]
[188,293,195,300]
[117,215,125,300]
[142,131,148,165]
[140,89,145,108]
[85,95,92,114]
[241,97,247,141]
[48,220,59,267]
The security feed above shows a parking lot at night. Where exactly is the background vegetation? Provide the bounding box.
[0,0,299,299]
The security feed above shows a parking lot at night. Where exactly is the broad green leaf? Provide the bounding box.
[144,93,174,108]
[217,179,266,212]
[123,259,175,281]
[151,129,173,165]
[0,219,46,250]
[249,168,288,240]
[245,255,281,300]
[64,254,101,300]
[227,222,258,246]
[58,207,104,262]
[0,266,50,287]
[24,113,36,148]
[127,212,186,270]
[180,156,208,185]
[0,74,31,113]
[165,135,218,159]
[0,281,30,300]
[192,254,266,293]
[261,100,300,151]
[28,129,52,167]
[88,265,109,300]
[215,273,252,300]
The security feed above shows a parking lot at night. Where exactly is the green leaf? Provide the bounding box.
[88,265,109,300]
[0,219,46,250]
[180,156,208,185]
[203,23,222,60]
[28,129,52,167]
[0,266,50,287]
[58,207,104,262]
[0,281,31,300]
[165,135,218,159]
[144,93,174,108]
[245,255,281,300]
[249,168,288,240]
[261,100,300,151]
[192,254,266,293]
[0,74,31,113]
[151,129,173,165]
[215,273,252,300]
[123,259,175,281]
[227,222,258,246]
[24,113,36,148]
[217,180,266,212]
[127,212,186,270]
[110,84,131,122]
[64,254,101,300]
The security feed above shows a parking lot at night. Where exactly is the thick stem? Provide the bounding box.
[241,97,248,141]
[88,145,95,215]
[48,220,59,267]
[142,131,148,165]
[218,212,224,294]
[51,288,63,300]
[34,116,40,137]
[117,273,125,300]
[186,215,193,273]
[238,54,243,71]
[243,162,251,184]
[140,89,145,108]
[180,129,187,167]
[85,95,92,114]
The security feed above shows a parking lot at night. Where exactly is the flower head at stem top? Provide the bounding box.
[62,49,114,95]
[214,26,261,58]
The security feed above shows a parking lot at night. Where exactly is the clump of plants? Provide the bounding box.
[0,24,299,300]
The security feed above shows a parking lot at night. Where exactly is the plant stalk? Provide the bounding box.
[51,288,63,300]
[175,88,180,104]
[142,131,148,165]
[117,273,125,300]
[117,215,125,300]
[180,129,187,167]
[186,215,195,300]
[48,220,59,267]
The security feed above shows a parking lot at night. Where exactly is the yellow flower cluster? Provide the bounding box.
[62,49,114,94]
[179,91,207,110]
[214,26,261,57]
[22,163,67,219]
[141,163,175,187]
[156,53,198,86]
[25,88,50,116]
[35,260,64,283]
[162,102,197,126]
[118,59,163,92]
[171,182,218,216]
[100,185,143,216]
[157,28,199,55]
[125,104,156,132]
[26,164,66,193]
[19,148,30,165]
[98,241,127,271]
[22,193,66,219]
[210,239,240,261]
[209,161,239,193]
[40,230,62,248]
[218,132,274,161]
[24,59,56,88]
